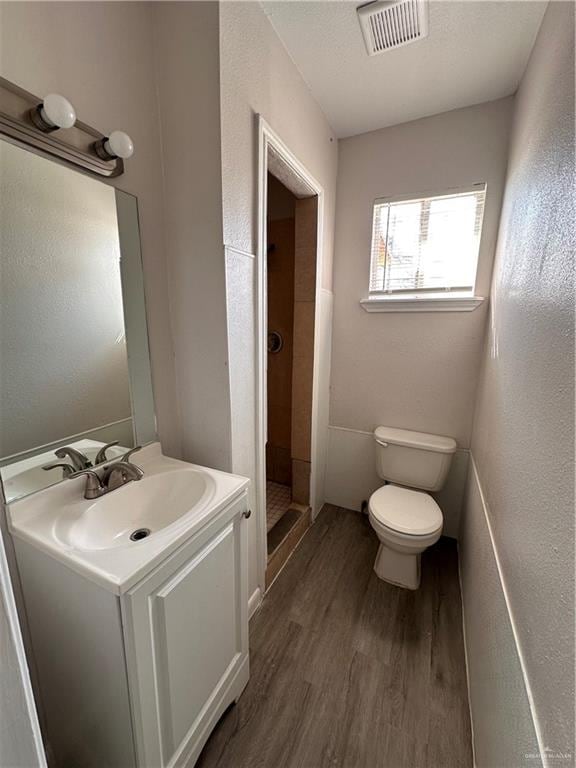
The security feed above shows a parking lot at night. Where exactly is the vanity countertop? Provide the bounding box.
[7,443,249,594]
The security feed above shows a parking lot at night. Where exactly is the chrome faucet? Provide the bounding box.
[103,461,144,491]
[55,445,91,472]
[71,460,144,500]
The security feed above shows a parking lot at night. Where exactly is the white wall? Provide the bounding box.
[0,4,182,748]
[220,1,338,289]
[219,0,338,602]
[153,1,232,471]
[326,98,513,528]
[461,4,575,765]
[460,464,542,766]
[0,0,336,629]
[312,289,334,516]
[224,243,256,587]
[0,1,181,459]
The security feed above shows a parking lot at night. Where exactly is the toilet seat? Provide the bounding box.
[368,484,443,536]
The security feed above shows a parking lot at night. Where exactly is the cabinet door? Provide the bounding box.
[122,496,249,767]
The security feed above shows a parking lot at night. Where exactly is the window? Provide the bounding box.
[368,185,486,300]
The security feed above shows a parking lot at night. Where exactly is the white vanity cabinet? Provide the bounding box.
[122,495,249,767]
[12,482,250,768]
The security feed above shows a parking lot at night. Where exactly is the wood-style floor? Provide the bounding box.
[198,505,473,768]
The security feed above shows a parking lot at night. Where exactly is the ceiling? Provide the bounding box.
[261,0,547,138]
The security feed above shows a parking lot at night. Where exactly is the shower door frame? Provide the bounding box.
[255,116,326,604]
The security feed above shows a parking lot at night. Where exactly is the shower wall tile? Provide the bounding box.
[294,197,318,302]
[292,458,311,505]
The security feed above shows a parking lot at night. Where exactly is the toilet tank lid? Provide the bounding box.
[374,426,457,454]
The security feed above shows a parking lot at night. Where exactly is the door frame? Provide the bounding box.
[255,115,325,596]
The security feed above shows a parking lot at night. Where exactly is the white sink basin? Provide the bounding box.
[59,469,215,551]
[7,443,249,593]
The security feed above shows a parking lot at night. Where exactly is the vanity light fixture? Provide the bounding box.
[1,76,125,177]
[30,93,77,132]
[93,130,134,161]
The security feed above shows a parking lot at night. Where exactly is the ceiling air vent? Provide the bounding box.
[357,0,429,56]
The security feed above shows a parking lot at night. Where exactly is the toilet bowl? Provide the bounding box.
[368,426,456,589]
[368,484,443,589]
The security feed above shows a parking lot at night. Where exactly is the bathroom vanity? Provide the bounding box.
[9,444,250,767]
[0,131,251,767]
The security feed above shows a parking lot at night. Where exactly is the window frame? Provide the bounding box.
[362,183,487,313]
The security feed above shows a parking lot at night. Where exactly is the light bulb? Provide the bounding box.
[104,131,134,159]
[38,93,76,130]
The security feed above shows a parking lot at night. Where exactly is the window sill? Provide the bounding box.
[360,294,486,313]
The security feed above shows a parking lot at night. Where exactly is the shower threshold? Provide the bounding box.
[266,502,311,588]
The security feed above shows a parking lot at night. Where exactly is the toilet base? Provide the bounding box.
[373,543,421,590]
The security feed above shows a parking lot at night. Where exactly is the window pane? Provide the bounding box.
[369,187,485,295]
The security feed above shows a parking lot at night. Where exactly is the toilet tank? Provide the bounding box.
[374,426,457,491]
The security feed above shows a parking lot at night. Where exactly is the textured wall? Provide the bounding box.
[325,99,513,527]
[460,463,542,767]
[330,99,513,449]
[463,2,575,763]
[224,246,258,596]
[0,142,131,457]
[220,1,338,602]
[220,1,338,289]
[153,2,231,471]
[0,1,180,458]
[0,7,180,754]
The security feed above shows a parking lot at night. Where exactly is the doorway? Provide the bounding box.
[265,175,318,585]
[256,117,325,598]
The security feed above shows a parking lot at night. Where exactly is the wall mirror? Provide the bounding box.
[0,138,156,503]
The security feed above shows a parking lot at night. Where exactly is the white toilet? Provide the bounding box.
[368,426,456,590]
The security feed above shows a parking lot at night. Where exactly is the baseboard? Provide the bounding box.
[248,587,262,619]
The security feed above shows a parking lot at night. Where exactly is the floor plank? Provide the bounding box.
[197,505,473,768]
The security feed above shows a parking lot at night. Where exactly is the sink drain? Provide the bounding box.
[130,528,151,542]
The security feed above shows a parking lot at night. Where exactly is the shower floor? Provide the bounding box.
[266,481,291,531]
